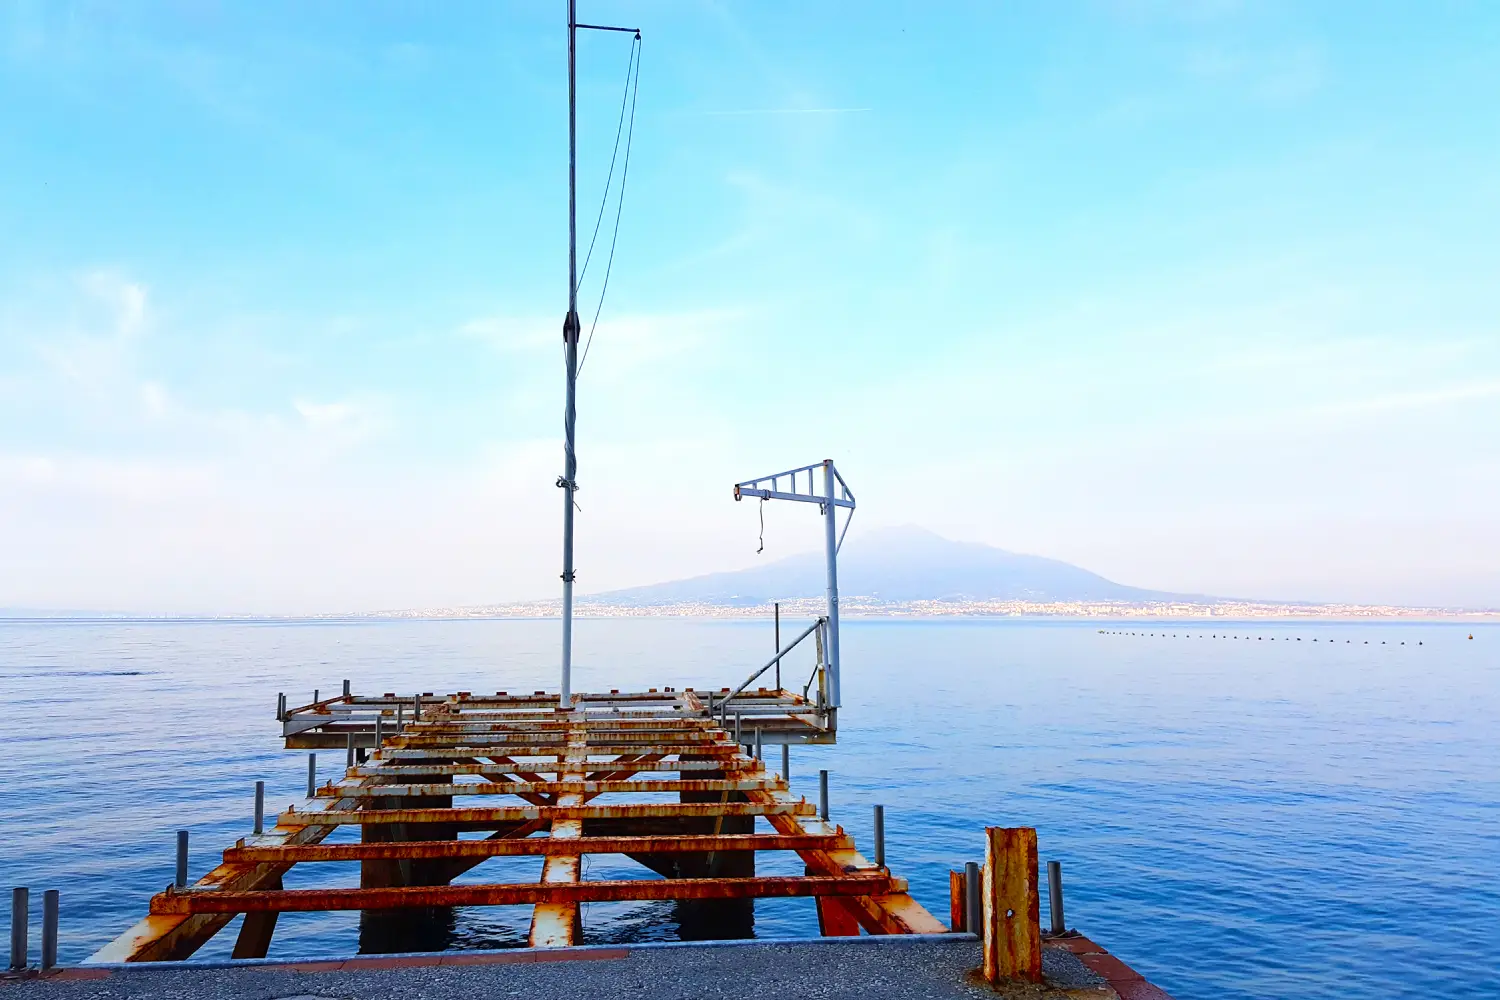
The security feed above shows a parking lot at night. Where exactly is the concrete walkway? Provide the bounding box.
[6,936,1166,1000]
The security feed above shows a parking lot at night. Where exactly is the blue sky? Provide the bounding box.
[2,1,1497,613]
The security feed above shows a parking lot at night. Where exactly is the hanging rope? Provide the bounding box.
[576,35,639,296]
[757,496,766,554]
[578,32,642,376]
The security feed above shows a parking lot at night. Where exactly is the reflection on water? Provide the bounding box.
[1,617,1496,1000]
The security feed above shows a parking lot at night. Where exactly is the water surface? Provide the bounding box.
[1,617,1495,1000]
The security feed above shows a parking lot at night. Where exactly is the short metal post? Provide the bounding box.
[733,712,741,746]
[346,733,355,770]
[342,678,351,698]
[313,688,319,705]
[1048,860,1065,934]
[375,714,384,751]
[754,727,762,761]
[874,804,885,868]
[306,753,317,798]
[965,860,981,939]
[253,780,265,835]
[276,692,285,721]
[414,693,422,723]
[9,887,27,970]
[774,602,781,690]
[41,890,58,971]
[396,703,404,732]
[781,743,790,780]
[818,769,829,821]
[175,831,189,888]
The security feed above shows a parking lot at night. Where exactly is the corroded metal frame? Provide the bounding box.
[90,686,942,963]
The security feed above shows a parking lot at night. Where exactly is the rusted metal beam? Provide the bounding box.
[381,744,738,758]
[325,778,782,798]
[530,721,588,948]
[350,759,727,777]
[151,874,897,915]
[281,801,815,825]
[224,833,852,864]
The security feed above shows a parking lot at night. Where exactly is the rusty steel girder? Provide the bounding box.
[150,874,898,915]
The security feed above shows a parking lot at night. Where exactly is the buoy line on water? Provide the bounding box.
[1094,629,1428,645]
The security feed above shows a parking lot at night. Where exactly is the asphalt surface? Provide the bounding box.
[5,938,1111,999]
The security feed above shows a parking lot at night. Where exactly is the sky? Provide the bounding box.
[1,1,1497,614]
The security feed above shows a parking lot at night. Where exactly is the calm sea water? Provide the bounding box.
[1,617,1495,999]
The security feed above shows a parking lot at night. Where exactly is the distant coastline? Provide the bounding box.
[11,597,1491,623]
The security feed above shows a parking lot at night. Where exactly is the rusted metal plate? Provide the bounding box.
[150,874,896,914]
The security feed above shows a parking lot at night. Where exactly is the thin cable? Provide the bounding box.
[757,497,766,554]
[576,36,638,295]
[578,33,641,375]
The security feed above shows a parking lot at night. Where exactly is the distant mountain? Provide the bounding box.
[585,525,1208,607]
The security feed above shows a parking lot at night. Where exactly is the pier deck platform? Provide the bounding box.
[17,934,1175,999]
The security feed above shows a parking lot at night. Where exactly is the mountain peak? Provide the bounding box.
[587,525,1191,607]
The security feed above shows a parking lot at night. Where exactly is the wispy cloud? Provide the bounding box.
[690,106,872,117]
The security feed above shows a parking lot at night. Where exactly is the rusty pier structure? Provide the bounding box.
[92,683,945,963]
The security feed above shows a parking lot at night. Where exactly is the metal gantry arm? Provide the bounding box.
[733,459,854,711]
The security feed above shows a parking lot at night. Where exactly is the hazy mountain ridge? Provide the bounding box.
[584,525,1216,607]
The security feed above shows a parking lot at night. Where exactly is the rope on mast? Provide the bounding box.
[579,31,642,375]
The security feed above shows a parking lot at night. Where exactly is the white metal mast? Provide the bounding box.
[558,0,580,709]
[557,4,639,709]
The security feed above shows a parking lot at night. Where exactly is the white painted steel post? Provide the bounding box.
[40,890,57,971]
[822,460,842,709]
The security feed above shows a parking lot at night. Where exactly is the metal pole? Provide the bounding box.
[558,0,580,710]
[1048,860,1065,934]
[313,688,318,705]
[873,804,885,868]
[774,602,781,690]
[965,860,982,939]
[9,887,26,970]
[375,714,384,752]
[754,727,762,761]
[346,733,355,770]
[734,712,742,746]
[781,743,790,781]
[253,780,265,835]
[413,692,422,723]
[175,831,189,888]
[342,678,351,698]
[41,890,57,971]
[306,754,317,798]
[818,769,829,820]
[276,692,285,721]
[822,460,842,709]
[396,703,404,732]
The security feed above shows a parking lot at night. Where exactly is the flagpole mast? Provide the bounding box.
[559,0,580,710]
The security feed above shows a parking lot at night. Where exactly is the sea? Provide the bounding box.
[1,616,1495,999]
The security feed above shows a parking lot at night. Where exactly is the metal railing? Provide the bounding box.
[713,616,827,719]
